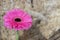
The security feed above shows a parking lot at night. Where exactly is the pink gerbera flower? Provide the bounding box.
[3,8,32,30]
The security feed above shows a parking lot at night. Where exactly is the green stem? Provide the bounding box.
[16,31,19,40]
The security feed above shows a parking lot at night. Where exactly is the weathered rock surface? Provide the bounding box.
[0,0,60,40]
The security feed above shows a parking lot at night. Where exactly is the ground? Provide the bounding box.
[0,0,60,40]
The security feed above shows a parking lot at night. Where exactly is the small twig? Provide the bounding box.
[31,0,33,8]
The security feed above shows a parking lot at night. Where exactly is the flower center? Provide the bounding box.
[15,18,21,22]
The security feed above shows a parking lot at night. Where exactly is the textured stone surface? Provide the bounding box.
[0,0,60,40]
